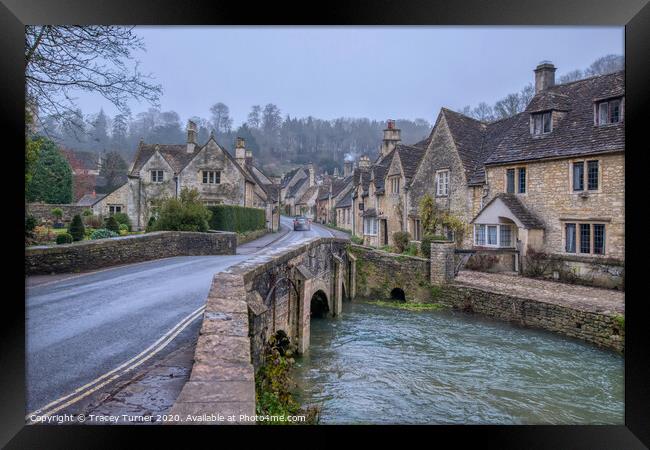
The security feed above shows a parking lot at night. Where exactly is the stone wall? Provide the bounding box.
[348,244,432,302]
[434,284,624,353]
[25,231,236,275]
[27,203,87,223]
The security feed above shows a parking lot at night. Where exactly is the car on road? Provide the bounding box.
[293,216,311,231]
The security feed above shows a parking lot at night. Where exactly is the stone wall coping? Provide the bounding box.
[26,231,236,254]
[348,243,430,263]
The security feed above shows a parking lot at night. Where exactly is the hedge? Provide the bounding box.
[208,204,266,233]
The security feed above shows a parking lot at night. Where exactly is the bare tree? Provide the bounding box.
[494,93,522,119]
[209,102,233,134]
[558,69,584,84]
[25,26,162,132]
[585,54,624,77]
[247,105,262,128]
[471,102,495,122]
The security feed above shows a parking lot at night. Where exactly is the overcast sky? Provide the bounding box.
[74,26,623,125]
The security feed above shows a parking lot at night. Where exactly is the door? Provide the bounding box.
[382,219,388,246]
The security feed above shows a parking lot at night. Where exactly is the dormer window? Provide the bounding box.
[532,111,552,135]
[595,98,622,125]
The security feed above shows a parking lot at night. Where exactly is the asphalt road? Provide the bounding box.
[25,217,342,415]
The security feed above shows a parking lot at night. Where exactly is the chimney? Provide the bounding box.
[358,155,370,169]
[235,137,246,166]
[186,120,197,153]
[245,149,253,166]
[534,61,556,93]
[92,190,96,198]
[380,119,401,157]
[344,161,353,177]
[307,163,315,186]
[333,167,340,178]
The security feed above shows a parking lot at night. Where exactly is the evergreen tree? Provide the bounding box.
[98,151,128,193]
[68,214,85,241]
[104,215,120,233]
[26,137,73,203]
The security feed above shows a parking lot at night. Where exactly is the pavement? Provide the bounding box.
[25,217,343,421]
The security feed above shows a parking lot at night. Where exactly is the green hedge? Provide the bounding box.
[208,205,266,233]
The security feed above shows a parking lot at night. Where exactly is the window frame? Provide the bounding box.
[108,205,122,215]
[435,169,450,197]
[150,170,164,183]
[532,111,552,135]
[562,221,607,256]
[473,223,516,248]
[363,217,378,236]
[595,97,624,126]
[570,158,601,193]
[505,166,526,194]
[202,170,221,185]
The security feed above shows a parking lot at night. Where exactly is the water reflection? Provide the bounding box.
[292,301,624,425]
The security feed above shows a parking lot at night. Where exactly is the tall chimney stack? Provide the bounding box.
[307,163,315,187]
[235,137,246,166]
[186,120,197,153]
[245,149,253,166]
[358,155,371,169]
[344,161,353,177]
[380,119,401,157]
[534,61,556,93]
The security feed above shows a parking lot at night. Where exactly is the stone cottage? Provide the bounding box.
[126,121,279,231]
[280,164,315,217]
[474,64,624,267]
[77,182,129,217]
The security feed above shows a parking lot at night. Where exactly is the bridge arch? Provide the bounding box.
[310,290,329,319]
[390,287,406,302]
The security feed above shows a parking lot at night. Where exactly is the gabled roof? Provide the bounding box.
[77,193,107,206]
[296,185,318,205]
[281,167,307,188]
[335,189,353,208]
[396,144,427,180]
[485,71,624,166]
[472,193,545,229]
[286,176,309,198]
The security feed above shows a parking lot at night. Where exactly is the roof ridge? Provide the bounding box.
[552,69,623,89]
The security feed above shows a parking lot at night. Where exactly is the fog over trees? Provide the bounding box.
[37,105,433,176]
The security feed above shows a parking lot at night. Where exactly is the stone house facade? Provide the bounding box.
[281,165,315,217]
[476,67,624,264]
[127,121,278,231]
[77,182,129,217]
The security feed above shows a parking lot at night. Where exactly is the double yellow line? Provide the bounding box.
[26,305,206,421]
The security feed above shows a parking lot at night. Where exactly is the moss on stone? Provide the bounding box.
[613,314,625,331]
[366,299,447,311]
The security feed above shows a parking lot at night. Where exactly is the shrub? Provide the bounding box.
[146,216,157,232]
[90,228,119,240]
[420,234,448,258]
[350,235,364,245]
[82,208,93,217]
[25,214,37,239]
[112,212,132,231]
[32,225,55,244]
[392,231,411,253]
[56,233,73,245]
[84,214,103,228]
[208,204,265,233]
[104,215,120,233]
[404,243,419,256]
[68,214,85,241]
[51,207,63,221]
[151,188,212,232]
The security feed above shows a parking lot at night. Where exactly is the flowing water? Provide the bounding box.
[292,301,624,425]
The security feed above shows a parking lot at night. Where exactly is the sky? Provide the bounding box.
[73,26,624,125]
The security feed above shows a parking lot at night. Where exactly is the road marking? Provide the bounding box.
[26,305,205,420]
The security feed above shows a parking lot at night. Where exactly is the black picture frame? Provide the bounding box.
[3,0,648,447]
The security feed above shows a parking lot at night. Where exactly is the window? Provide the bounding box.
[596,98,622,125]
[202,170,221,184]
[500,225,513,247]
[572,162,584,191]
[364,217,378,235]
[518,168,526,194]
[594,224,606,255]
[436,170,449,196]
[532,112,552,135]
[567,222,606,255]
[473,223,515,248]
[390,177,400,194]
[565,223,576,253]
[506,169,515,193]
[108,205,122,215]
[579,224,591,254]
[572,160,599,192]
[151,170,164,183]
[587,160,599,190]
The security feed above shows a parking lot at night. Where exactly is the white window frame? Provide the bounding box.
[151,170,164,183]
[562,221,606,256]
[473,223,515,248]
[435,170,450,197]
[363,217,378,236]
[532,111,552,135]
[202,170,221,184]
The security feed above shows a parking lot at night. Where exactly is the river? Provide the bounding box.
[292,301,624,425]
